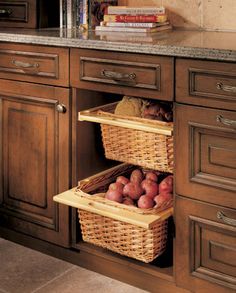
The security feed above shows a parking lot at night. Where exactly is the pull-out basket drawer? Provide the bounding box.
[79,102,174,173]
[54,163,173,263]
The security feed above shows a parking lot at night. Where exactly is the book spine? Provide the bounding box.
[60,0,63,28]
[103,22,158,28]
[67,0,72,29]
[96,25,153,33]
[76,0,80,27]
[107,6,165,15]
[62,0,67,28]
[80,0,88,29]
[103,14,167,23]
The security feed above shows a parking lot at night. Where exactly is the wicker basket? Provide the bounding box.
[79,102,173,173]
[75,163,173,263]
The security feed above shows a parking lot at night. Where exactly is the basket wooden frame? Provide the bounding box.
[74,163,173,263]
[79,102,174,173]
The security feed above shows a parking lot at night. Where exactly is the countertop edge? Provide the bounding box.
[0,32,235,62]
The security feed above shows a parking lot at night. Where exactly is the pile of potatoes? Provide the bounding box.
[105,169,173,209]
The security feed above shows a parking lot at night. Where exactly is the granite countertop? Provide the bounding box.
[0,28,235,62]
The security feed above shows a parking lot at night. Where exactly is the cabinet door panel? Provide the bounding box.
[175,103,236,208]
[0,79,70,246]
[175,196,236,292]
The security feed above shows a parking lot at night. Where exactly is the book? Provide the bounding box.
[103,14,168,23]
[96,31,170,43]
[95,24,172,33]
[89,0,118,29]
[107,6,165,15]
[80,0,89,30]
[67,0,73,29]
[101,21,170,28]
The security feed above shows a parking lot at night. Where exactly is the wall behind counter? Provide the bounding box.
[118,0,236,31]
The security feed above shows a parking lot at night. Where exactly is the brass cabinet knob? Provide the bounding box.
[56,103,67,113]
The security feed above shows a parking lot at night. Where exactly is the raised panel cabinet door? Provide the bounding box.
[175,196,236,292]
[175,103,236,209]
[0,79,70,247]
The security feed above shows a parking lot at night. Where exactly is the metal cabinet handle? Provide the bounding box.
[217,211,236,227]
[0,8,12,15]
[56,103,67,113]
[216,115,236,127]
[12,60,40,69]
[216,82,236,93]
[101,69,136,83]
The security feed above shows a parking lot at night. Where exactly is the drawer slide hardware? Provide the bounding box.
[217,211,236,227]
[101,69,136,83]
[216,82,236,93]
[12,60,40,69]
[216,115,236,128]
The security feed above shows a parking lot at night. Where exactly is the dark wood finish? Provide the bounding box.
[175,195,236,292]
[176,58,236,110]
[0,43,69,86]
[70,49,174,101]
[0,0,59,28]
[0,227,190,293]
[0,79,70,246]
[175,103,236,209]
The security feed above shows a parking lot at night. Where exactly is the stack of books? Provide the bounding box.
[95,6,172,35]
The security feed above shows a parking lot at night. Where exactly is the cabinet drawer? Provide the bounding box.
[176,58,236,111]
[175,196,236,292]
[175,103,236,208]
[0,0,37,28]
[0,43,69,86]
[70,49,174,101]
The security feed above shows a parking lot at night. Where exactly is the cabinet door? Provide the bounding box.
[175,103,236,209]
[175,196,236,292]
[0,79,70,247]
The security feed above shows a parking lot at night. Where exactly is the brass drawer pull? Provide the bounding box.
[101,69,136,82]
[217,211,236,227]
[0,8,12,16]
[12,60,40,69]
[216,115,236,127]
[216,82,236,93]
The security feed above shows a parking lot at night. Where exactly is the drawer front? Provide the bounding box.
[70,49,174,101]
[176,197,236,292]
[176,58,236,110]
[175,196,236,292]
[175,103,236,208]
[0,0,36,28]
[0,43,69,86]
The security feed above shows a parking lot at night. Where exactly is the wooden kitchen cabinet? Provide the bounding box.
[175,58,236,292]
[0,78,70,247]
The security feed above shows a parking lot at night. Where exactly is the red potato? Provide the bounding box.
[138,195,155,209]
[105,189,123,203]
[154,192,173,208]
[130,169,144,184]
[159,175,173,194]
[123,197,135,206]
[141,179,159,199]
[145,171,158,182]
[116,176,129,186]
[123,182,144,200]
[108,182,124,193]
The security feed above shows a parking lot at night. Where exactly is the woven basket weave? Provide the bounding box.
[97,104,173,173]
[78,209,168,263]
[75,163,172,263]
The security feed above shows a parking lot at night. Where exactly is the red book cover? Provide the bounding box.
[103,14,167,23]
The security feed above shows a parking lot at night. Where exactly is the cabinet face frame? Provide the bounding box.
[0,79,70,247]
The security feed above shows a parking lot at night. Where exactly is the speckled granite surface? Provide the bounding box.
[0,28,235,61]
